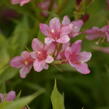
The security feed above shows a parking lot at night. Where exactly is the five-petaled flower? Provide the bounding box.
[65,40,92,74]
[40,17,73,44]
[31,38,55,72]
[10,51,33,78]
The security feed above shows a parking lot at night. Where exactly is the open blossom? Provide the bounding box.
[0,91,16,102]
[31,38,55,72]
[11,0,31,6]
[10,51,33,78]
[62,16,84,38]
[40,17,73,44]
[65,40,92,74]
[85,25,109,42]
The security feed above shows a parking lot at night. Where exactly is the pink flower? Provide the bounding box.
[11,0,31,6]
[62,16,84,38]
[38,0,50,17]
[65,40,92,74]
[40,17,72,44]
[85,25,109,42]
[0,91,16,102]
[31,38,55,72]
[10,51,33,78]
[57,43,70,61]
[0,91,28,109]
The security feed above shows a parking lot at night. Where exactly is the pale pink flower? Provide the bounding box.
[40,17,73,44]
[0,91,16,102]
[65,40,92,74]
[10,51,33,78]
[31,38,55,72]
[62,16,84,38]
[11,0,31,6]
[85,25,109,42]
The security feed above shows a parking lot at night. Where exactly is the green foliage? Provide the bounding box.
[51,80,65,109]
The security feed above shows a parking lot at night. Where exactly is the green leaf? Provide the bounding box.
[0,34,9,70]
[0,67,18,85]
[84,0,108,28]
[51,80,65,109]
[0,89,45,109]
[9,16,31,56]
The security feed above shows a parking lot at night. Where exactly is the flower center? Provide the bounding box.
[50,29,60,40]
[37,50,47,61]
[70,53,80,64]
[23,58,33,66]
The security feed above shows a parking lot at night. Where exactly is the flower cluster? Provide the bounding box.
[0,91,28,109]
[10,16,92,78]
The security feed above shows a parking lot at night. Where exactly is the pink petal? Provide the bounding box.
[86,34,100,40]
[95,47,109,54]
[11,0,20,4]
[21,51,30,58]
[20,66,32,78]
[10,56,23,68]
[31,51,36,59]
[38,0,50,9]
[45,56,54,63]
[71,40,82,53]
[85,27,104,40]
[62,16,71,25]
[60,24,72,36]
[20,0,31,6]
[57,35,70,43]
[33,60,46,72]
[45,43,56,54]
[45,37,54,44]
[6,91,16,101]
[40,24,50,37]
[65,47,70,60]
[49,17,61,31]
[70,20,83,37]
[0,93,4,102]
[32,38,43,51]
[11,0,30,6]
[80,52,92,63]
[71,63,90,74]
